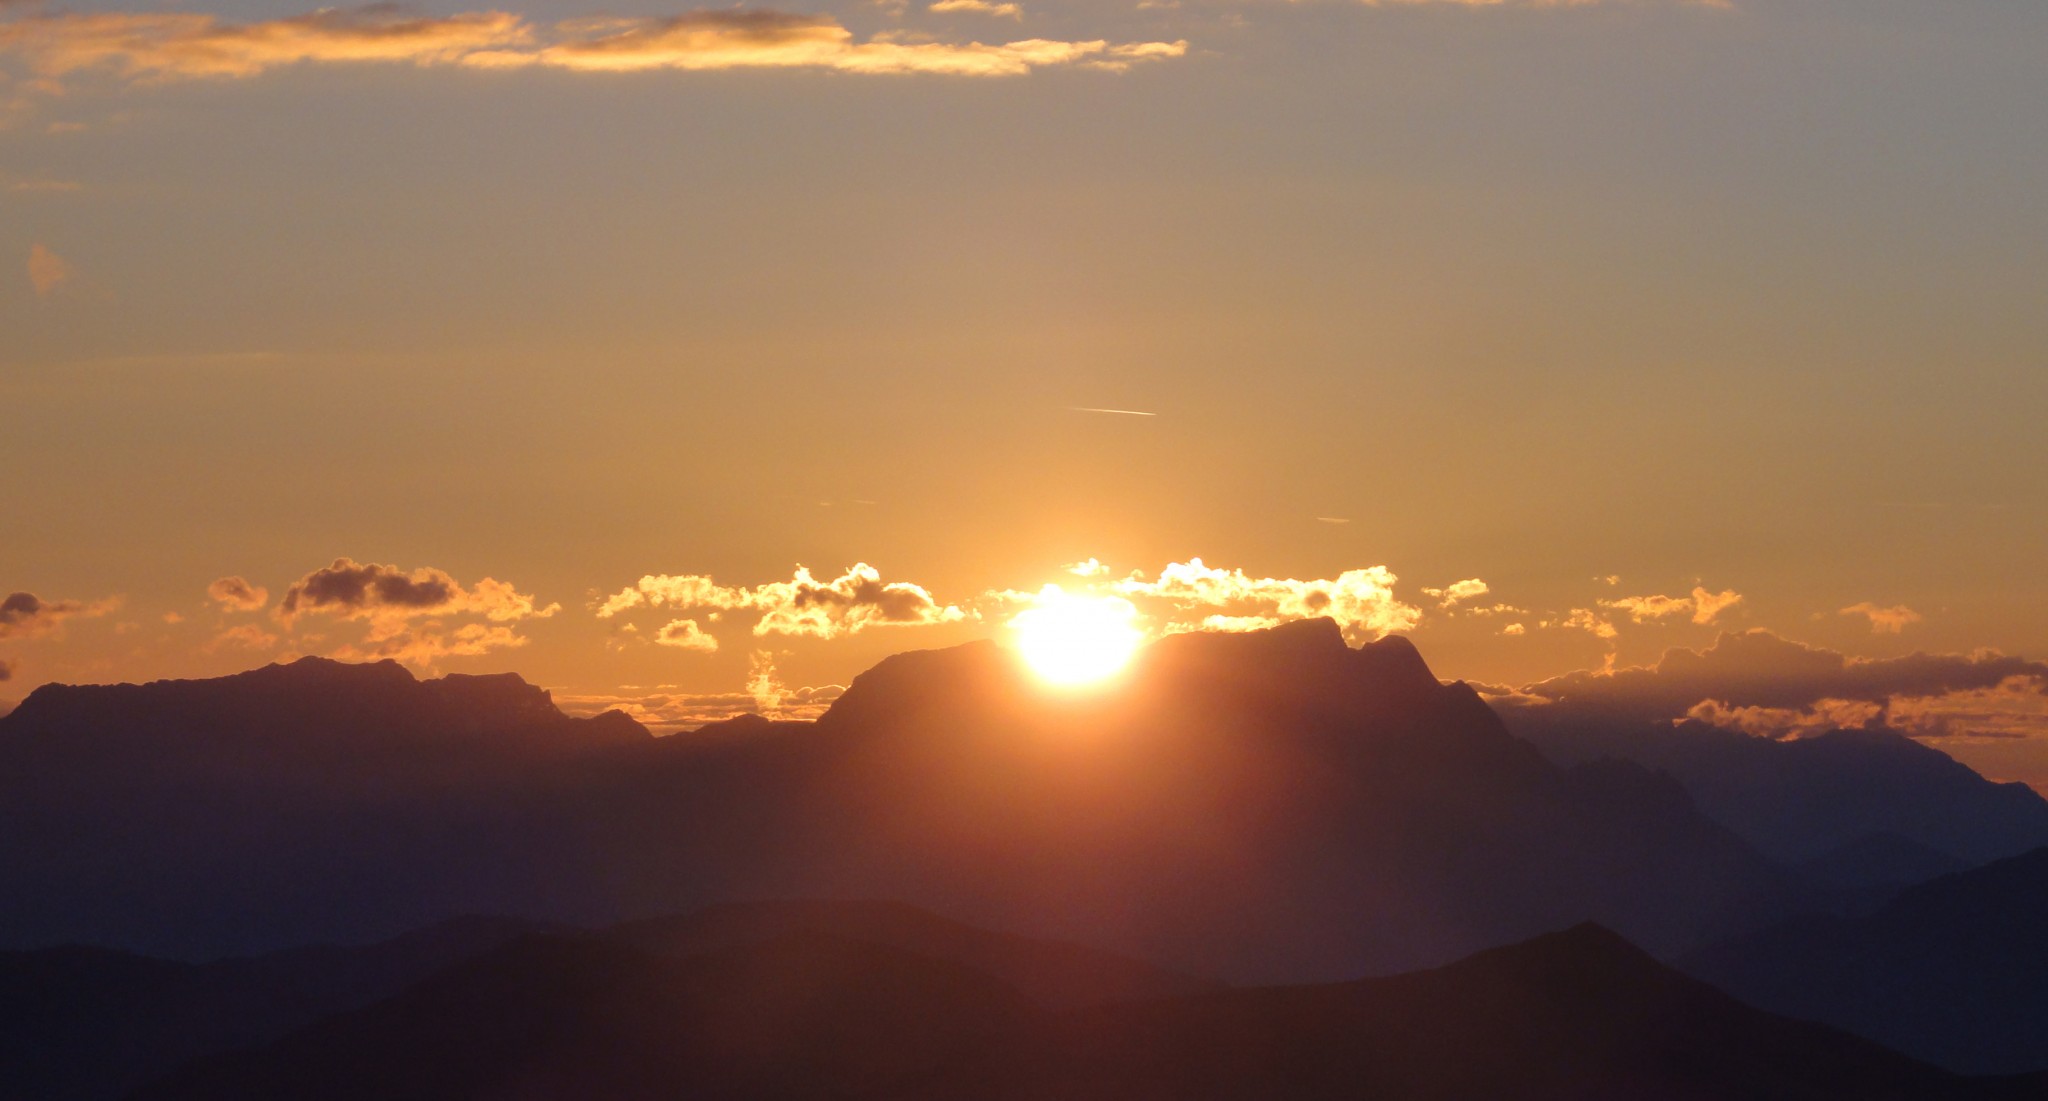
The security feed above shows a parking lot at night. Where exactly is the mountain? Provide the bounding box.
[1506,710,2048,868]
[0,899,1195,1101]
[0,915,551,1101]
[1,624,1803,978]
[1682,845,2048,1075]
[1794,832,1971,895]
[140,922,2042,1101]
[141,932,1040,1101]
[0,658,648,957]
[611,899,1212,1009]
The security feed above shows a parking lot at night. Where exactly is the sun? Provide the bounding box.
[1009,585,1146,687]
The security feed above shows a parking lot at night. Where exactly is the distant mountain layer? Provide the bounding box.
[141,922,2042,1101]
[0,900,1200,1101]
[1684,846,2048,1076]
[1506,710,2048,868]
[0,623,1807,978]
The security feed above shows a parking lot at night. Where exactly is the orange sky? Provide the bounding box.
[4,0,2046,785]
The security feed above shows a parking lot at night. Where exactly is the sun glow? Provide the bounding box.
[1009,585,1145,687]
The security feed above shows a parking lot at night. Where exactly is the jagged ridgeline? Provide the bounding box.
[0,621,1800,978]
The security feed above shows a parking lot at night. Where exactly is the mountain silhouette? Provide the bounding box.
[2,898,1195,1101]
[4,625,1807,977]
[610,899,1212,1009]
[137,921,2042,1101]
[1683,845,2048,1075]
[0,915,552,1101]
[1508,710,2048,869]
[0,658,648,956]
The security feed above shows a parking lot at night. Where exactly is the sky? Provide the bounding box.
[4,0,2047,783]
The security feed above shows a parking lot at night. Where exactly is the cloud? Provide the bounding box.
[1421,578,1489,609]
[554,658,846,731]
[597,562,963,641]
[472,13,1185,76]
[1112,558,1421,642]
[1503,629,2048,744]
[0,5,1185,86]
[654,617,718,652]
[0,7,532,81]
[27,243,68,296]
[929,0,1024,19]
[0,658,12,682]
[1841,601,1923,634]
[1350,0,1730,7]
[204,622,279,652]
[0,590,116,639]
[279,557,555,624]
[207,575,269,612]
[274,558,554,670]
[1683,697,1885,741]
[1549,608,1617,640]
[1599,585,1742,626]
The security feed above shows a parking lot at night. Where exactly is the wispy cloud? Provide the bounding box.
[1840,601,1923,635]
[0,5,1186,88]
[1600,585,1742,626]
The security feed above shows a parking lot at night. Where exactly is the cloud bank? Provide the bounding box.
[1498,629,2048,745]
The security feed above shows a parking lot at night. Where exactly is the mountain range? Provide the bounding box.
[1,621,1803,978]
[138,917,2044,1101]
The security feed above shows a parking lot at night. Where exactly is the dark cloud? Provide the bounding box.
[0,657,13,682]
[279,559,458,619]
[207,575,269,613]
[0,591,112,639]
[1500,629,2048,743]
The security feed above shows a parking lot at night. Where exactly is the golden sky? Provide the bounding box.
[4,0,2046,783]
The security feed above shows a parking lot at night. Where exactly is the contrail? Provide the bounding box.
[1067,406,1158,417]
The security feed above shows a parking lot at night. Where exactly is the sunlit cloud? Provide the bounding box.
[0,5,1185,89]
[0,7,533,80]
[1600,585,1742,625]
[928,0,1024,19]
[598,562,964,641]
[1840,601,1923,634]
[653,617,718,652]
[206,575,268,612]
[1340,0,1730,8]
[1684,696,1884,740]
[1548,607,1617,640]
[1108,557,1421,642]
[1422,578,1489,609]
[27,242,69,297]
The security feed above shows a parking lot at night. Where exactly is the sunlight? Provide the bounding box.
[1008,585,1145,687]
